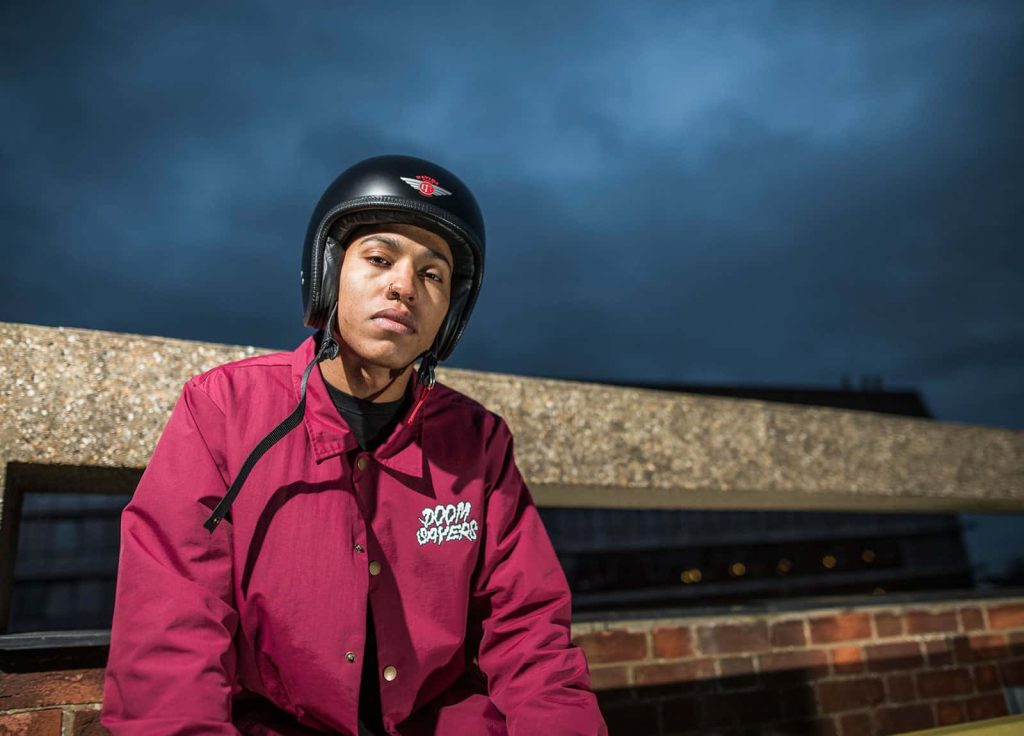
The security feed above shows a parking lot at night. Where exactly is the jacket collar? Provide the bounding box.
[290,335,426,478]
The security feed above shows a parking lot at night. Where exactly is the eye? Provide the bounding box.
[367,255,391,267]
[422,270,444,284]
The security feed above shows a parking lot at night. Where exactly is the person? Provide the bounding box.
[101,155,607,735]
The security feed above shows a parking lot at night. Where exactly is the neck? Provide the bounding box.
[319,342,413,403]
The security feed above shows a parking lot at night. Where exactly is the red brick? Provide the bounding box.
[761,720,831,736]
[70,708,108,736]
[905,609,959,635]
[965,693,1009,721]
[815,677,884,714]
[987,603,1024,631]
[718,656,759,691]
[876,704,935,735]
[651,625,693,659]
[916,668,974,698]
[865,642,924,672]
[771,620,806,648]
[1000,659,1024,686]
[954,633,1007,663]
[959,607,985,631]
[0,709,64,735]
[885,673,916,703]
[874,612,903,638]
[936,701,966,726]
[839,712,872,736]
[778,684,819,720]
[719,655,755,676]
[758,649,829,677]
[0,669,104,709]
[703,690,782,727]
[974,663,1001,691]
[924,637,955,667]
[767,719,837,736]
[796,721,835,736]
[809,613,871,644]
[574,629,647,664]
[696,621,770,655]
[600,700,660,735]
[587,665,631,691]
[633,657,715,687]
[661,696,701,732]
[830,646,864,675]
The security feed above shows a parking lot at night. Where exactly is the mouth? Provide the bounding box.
[370,308,417,335]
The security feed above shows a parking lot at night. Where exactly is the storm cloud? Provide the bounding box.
[2,0,1022,429]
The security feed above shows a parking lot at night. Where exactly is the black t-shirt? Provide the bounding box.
[322,372,409,736]
[323,377,410,453]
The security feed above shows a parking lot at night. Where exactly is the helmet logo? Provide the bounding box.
[401,175,452,197]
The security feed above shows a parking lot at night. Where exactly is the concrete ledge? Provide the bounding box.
[2,321,1022,512]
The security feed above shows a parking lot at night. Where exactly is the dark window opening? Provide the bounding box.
[538,508,980,614]
[1,463,140,635]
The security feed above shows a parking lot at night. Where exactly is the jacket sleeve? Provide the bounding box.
[101,380,240,735]
[470,418,607,736]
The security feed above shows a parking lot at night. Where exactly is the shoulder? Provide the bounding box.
[429,381,500,422]
[183,348,295,415]
[427,381,513,448]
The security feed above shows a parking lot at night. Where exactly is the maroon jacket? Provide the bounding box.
[101,336,606,735]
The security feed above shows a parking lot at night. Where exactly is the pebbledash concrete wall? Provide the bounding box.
[2,322,1024,735]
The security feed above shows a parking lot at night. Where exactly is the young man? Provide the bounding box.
[102,155,607,735]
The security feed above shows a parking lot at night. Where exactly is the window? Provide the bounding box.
[0,463,140,635]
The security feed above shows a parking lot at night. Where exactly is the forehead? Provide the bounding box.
[348,223,452,265]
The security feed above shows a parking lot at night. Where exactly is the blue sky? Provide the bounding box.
[3,1,1022,436]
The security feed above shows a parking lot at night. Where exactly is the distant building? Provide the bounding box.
[540,376,974,613]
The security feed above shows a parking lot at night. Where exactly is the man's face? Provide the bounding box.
[335,223,453,371]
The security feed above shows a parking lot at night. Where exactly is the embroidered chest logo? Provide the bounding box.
[417,501,478,546]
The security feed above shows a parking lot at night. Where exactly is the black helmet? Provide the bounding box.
[301,154,485,362]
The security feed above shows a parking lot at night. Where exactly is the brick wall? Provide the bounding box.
[0,669,104,735]
[1,597,1022,735]
[574,596,1024,735]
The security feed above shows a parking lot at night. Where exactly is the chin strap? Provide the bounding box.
[204,318,339,533]
[405,351,436,425]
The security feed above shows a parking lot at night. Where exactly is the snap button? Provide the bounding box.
[368,560,382,576]
[345,651,356,663]
[382,665,397,682]
[356,456,367,471]
[354,544,364,553]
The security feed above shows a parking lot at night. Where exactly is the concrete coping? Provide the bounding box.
[1,321,1022,513]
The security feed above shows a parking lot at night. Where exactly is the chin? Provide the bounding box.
[351,339,424,371]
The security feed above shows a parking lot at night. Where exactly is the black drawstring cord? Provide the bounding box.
[203,331,339,533]
[417,351,437,390]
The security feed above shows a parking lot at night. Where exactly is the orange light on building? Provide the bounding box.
[821,554,837,569]
[776,558,792,575]
[861,549,876,563]
[729,562,746,577]
[681,568,702,584]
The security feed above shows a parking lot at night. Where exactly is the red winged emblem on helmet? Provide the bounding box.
[400,175,452,197]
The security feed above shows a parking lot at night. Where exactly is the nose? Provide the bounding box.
[387,263,416,303]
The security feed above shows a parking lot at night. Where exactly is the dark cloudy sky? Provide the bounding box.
[3,2,1024,582]
[3,1,1023,433]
